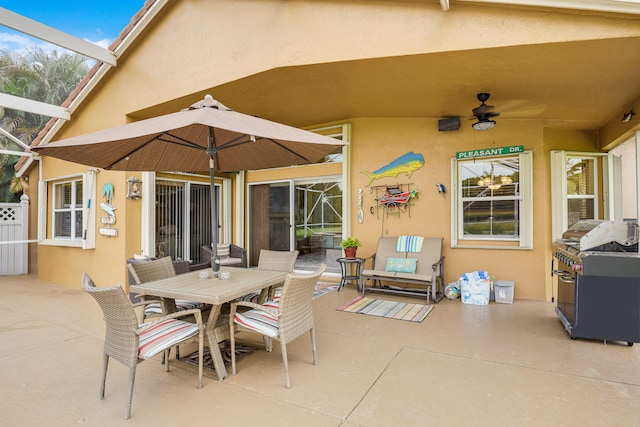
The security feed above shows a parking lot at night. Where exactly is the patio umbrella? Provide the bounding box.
[32,95,346,275]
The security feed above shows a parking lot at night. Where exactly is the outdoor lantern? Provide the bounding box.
[126,176,142,200]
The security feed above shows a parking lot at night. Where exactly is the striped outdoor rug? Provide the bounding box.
[336,296,433,323]
[240,282,339,303]
[181,345,255,373]
[313,282,339,299]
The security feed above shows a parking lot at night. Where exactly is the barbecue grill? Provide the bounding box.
[552,219,640,345]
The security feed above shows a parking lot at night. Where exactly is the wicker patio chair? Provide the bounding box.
[237,249,299,304]
[229,264,325,388]
[127,256,206,360]
[127,256,204,318]
[82,273,204,420]
[257,249,299,272]
[258,249,299,301]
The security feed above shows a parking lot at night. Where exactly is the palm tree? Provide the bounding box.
[0,47,89,201]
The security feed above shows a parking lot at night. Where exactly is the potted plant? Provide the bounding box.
[340,237,362,259]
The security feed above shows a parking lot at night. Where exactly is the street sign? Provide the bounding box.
[456,145,524,159]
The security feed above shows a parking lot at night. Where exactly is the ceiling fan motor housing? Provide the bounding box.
[477,92,491,103]
[471,92,499,130]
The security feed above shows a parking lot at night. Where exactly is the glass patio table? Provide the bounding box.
[129,266,287,381]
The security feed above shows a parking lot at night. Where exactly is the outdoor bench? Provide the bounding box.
[360,236,445,303]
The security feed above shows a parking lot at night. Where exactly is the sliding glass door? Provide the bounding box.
[248,177,342,272]
[155,179,219,264]
[248,181,292,265]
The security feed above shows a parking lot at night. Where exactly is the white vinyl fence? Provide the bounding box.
[0,195,29,275]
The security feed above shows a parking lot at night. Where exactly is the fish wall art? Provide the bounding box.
[361,151,425,187]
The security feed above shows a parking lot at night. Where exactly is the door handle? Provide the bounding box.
[558,275,575,284]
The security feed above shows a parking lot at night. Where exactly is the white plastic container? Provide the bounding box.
[460,279,490,305]
[494,280,515,304]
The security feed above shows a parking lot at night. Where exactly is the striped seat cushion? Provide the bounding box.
[144,303,163,316]
[238,289,281,304]
[144,300,204,316]
[263,300,279,310]
[238,292,260,303]
[175,300,204,310]
[138,319,200,360]
[234,306,280,338]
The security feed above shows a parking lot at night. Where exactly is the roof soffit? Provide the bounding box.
[124,12,640,131]
[29,0,640,159]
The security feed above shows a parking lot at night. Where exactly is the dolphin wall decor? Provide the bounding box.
[361,151,425,187]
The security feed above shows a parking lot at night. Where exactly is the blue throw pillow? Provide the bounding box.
[385,257,417,273]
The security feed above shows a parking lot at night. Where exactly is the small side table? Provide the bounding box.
[336,257,364,291]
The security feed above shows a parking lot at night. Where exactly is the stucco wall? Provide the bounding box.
[347,118,533,299]
[28,0,621,295]
[35,163,133,288]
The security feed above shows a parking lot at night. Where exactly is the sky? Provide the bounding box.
[0,1,145,54]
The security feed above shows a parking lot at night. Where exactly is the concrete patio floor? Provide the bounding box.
[1,273,639,426]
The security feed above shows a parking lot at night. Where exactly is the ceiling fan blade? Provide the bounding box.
[467,111,500,120]
[496,99,547,117]
[472,104,495,116]
[500,105,546,117]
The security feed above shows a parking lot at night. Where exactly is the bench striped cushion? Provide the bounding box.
[234,307,279,338]
[138,319,200,360]
[396,235,424,252]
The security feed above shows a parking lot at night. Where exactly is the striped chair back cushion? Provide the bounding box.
[217,244,231,258]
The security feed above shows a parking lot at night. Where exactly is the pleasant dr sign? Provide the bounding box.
[456,145,524,159]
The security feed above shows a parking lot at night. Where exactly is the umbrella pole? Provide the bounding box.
[208,131,220,277]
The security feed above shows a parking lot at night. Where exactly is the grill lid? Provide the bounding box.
[562,220,639,251]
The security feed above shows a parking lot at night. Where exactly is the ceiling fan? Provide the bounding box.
[471,92,499,131]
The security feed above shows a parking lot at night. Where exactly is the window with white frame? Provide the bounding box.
[53,179,83,239]
[551,151,604,241]
[39,171,96,248]
[452,151,533,248]
[566,156,597,227]
[312,123,348,164]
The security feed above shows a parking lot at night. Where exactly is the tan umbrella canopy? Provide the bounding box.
[32,95,346,274]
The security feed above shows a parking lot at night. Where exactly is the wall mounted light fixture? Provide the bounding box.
[126,176,142,200]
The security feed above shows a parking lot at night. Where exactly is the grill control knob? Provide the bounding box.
[572,263,581,272]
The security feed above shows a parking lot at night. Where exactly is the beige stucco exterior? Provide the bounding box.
[25,0,640,301]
